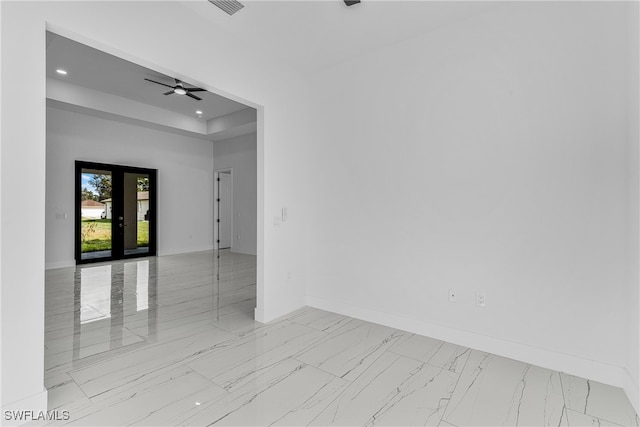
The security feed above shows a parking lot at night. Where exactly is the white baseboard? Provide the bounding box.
[46,245,216,270]
[230,247,257,256]
[45,261,74,270]
[307,295,630,392]
[622,367,640,415]
[255,298,306,324]
[157,245,214,257]
[1,388,48,426]
[254,307,266,323]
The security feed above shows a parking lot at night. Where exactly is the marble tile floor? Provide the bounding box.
[37,250,639,426]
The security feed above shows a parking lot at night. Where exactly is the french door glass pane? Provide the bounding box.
[80,168,112,260]
[123,172,150,256]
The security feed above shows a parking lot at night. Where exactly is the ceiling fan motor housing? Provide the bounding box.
[144,77,206,101]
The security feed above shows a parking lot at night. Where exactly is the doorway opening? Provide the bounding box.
[76,161,157,264]
[40,28,263,419]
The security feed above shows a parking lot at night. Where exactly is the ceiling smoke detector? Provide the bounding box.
[209,0,244,16]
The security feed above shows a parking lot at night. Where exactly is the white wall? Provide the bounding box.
[628,1,640,413]
[1,1,47,413]
[46,106,215,269]
[306,1,637,401]
[1,1,309,412]
[0,1,5,414]
[214,133,257,256]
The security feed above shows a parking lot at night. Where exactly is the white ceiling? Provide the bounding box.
[182,0,504,74]
[45,1,504,138]
[46,32,250,122]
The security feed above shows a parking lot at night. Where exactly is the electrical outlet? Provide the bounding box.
[476,292,486,308]
[448,288,457,303]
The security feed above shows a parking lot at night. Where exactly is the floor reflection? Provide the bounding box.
[70,259,158,361]
[75,260,156,325]
[135,260,149,312]
[45,250,257,375]
[78,265,112,324]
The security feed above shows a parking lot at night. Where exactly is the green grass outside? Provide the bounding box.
[137,221,149,248]
[81,218,149,253]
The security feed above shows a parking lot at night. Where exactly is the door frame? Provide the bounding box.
[75,160,158,264]
[214,168,233,250]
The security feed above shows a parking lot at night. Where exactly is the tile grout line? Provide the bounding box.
[437,347,479,426]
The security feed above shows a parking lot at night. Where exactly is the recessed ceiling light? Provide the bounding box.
[196,110,203,115]
[56,69,67,75]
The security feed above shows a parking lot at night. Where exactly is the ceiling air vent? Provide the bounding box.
[208,0,244,16]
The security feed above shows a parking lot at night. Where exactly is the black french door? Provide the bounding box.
[75,161,157,264]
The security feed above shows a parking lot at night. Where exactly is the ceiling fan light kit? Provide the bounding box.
[144,77,206,101]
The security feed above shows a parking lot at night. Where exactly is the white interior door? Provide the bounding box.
[218,172,232,249]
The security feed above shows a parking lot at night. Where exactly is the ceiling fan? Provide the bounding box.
[144,78,206,101]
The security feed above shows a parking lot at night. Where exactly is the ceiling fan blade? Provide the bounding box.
[186,88,206,92]
[163,90,174,95]
[186,92,202,101]
[145,78,175,89]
